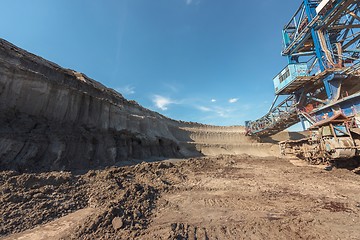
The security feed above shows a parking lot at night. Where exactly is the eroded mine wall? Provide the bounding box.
[0,39,200,171]
[0,39,275,172]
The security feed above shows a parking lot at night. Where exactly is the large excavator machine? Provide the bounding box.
[246,0,360,164]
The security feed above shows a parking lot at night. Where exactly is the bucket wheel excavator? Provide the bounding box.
[245,0,360,165]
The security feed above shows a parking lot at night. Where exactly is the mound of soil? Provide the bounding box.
[1,155,360,240]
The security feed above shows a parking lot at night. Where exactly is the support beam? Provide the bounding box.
[347,10,360,21]
[329,24,360,30]
[321,0,356,29]
[343,32,360,49]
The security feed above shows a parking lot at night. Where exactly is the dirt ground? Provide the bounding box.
[1,155,360,240]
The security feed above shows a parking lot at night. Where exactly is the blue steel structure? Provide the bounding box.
[246,0,360,137]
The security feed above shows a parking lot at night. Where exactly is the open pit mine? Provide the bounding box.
[1,36,360,240]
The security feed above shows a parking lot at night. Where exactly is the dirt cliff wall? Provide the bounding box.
[0,39,194,171]
[0,39,275,172]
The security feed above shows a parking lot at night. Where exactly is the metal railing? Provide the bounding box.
[246,95,299,137]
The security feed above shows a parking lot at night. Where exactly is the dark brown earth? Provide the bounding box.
[1,155,360,240]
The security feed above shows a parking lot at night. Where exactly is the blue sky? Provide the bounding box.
[1,0,301,126]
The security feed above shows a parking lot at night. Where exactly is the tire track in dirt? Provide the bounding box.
[1,155,360,239]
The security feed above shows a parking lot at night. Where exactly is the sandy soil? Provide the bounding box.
[1,155,360,240]
[1,208,98,240]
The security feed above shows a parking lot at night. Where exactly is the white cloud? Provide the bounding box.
[165,83,179,93]
[228,98,239,103]
[211,99,216,103]
[116,85,135,95]
[195,105,234,118]
[214,106,231,117]
[197,106,212,112]
[185,0,201,5]
[153,95,175,111]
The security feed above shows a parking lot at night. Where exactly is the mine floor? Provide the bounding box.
[1,155,360,240]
